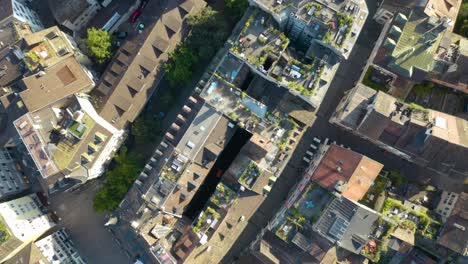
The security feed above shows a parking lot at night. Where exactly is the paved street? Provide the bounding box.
[49,179,129,263]
[42,0,467,263]
[221,0,463,261]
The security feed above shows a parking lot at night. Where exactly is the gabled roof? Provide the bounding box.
[310,144,383,202]
[438,192,468,255]
[91,0,206,130]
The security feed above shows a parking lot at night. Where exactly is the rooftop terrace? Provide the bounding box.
[250,0,368,58]
[22,27,75,71]
[14,96,114,181]
[229,10,331,102]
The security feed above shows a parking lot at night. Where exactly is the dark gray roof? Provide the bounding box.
[339,205,379,254]
[0,0,13,22]
[314,196,378,254]
[48,0,91,23]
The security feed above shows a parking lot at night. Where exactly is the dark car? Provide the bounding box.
[129,9,142,23]
[114,31,128,39]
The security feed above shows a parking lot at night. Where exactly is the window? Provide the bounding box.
[121,49,131,56]
[103,80,112,87]
[140,66,150,78]
[186,141,195,149]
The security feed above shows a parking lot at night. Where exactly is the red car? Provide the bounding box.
[129,9,142,23]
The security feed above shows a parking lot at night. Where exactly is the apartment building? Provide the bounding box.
[226,0,367,109]
[90,0,206,130]
[331,84,468,177]
[35,229,85,264]
[438,192,468,256]
[48,0,101,33]
[241,143,384,263]
[0,194,55,262]
[372,3,467,93]
[0,0,43,32]
[0,149,28,199]
[374,0,462,30]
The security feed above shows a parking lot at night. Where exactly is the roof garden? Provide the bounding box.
[210,183,237,209]
[24,41,56,71]
[250,0,368,58]
[274,183,332,242]
[238,160,263,189]
[68,121,88,139]
[23,27,73,71]
[192,206,222,235]
[382,197,441,239]
[229,10,320,99]
[0,220,11,245]
[53,113,96,171]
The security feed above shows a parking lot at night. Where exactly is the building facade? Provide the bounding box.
[48,0,101,33]
[35,229,85,264]
[10,0,43,31]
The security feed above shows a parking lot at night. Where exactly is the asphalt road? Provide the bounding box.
[220,0,468,261]
[48,179,129,264]
[221,1,468,261]
[45,0,467,263]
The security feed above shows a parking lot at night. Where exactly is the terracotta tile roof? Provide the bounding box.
[311,145,383,202]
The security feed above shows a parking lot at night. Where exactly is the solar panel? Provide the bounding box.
[328,217,349,240]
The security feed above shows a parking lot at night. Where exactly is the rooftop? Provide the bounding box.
[14,95,118,181]
[0,195,55,243]
[19,56,94,112]
[247,230,333,264]
[22,26,76,70]
[250,0,368,56]
[429,31,468,93]
[314,196,379,254]
[386,10,445,78]
[228,8,341,105]
[91,0,206,129]
[310,144,383,202]
[335,84,468,149]
[47,0,92,24]
[438,192,468,255]
[423,0,462,30]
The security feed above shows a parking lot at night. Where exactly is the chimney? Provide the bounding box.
[336,166,342,173]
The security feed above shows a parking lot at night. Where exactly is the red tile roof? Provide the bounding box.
[311,145,383,202]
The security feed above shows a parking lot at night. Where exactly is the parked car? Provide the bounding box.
[114,31,128,39]
[129,9,142,23]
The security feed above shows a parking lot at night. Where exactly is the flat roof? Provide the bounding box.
[19,56,93,112]
[15,96,115,180]
[423,0,462,30]
[0,195,55,242]
[175,104,222,161]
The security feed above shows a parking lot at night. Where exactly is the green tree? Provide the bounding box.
[164,43,199,86]
[455,2,468,37]
[187,7,227,59]
[225,0,249,20]
[164,7,227,86]
[93,147,141,212]
[131,115,162,144]
[84,28,115,64]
